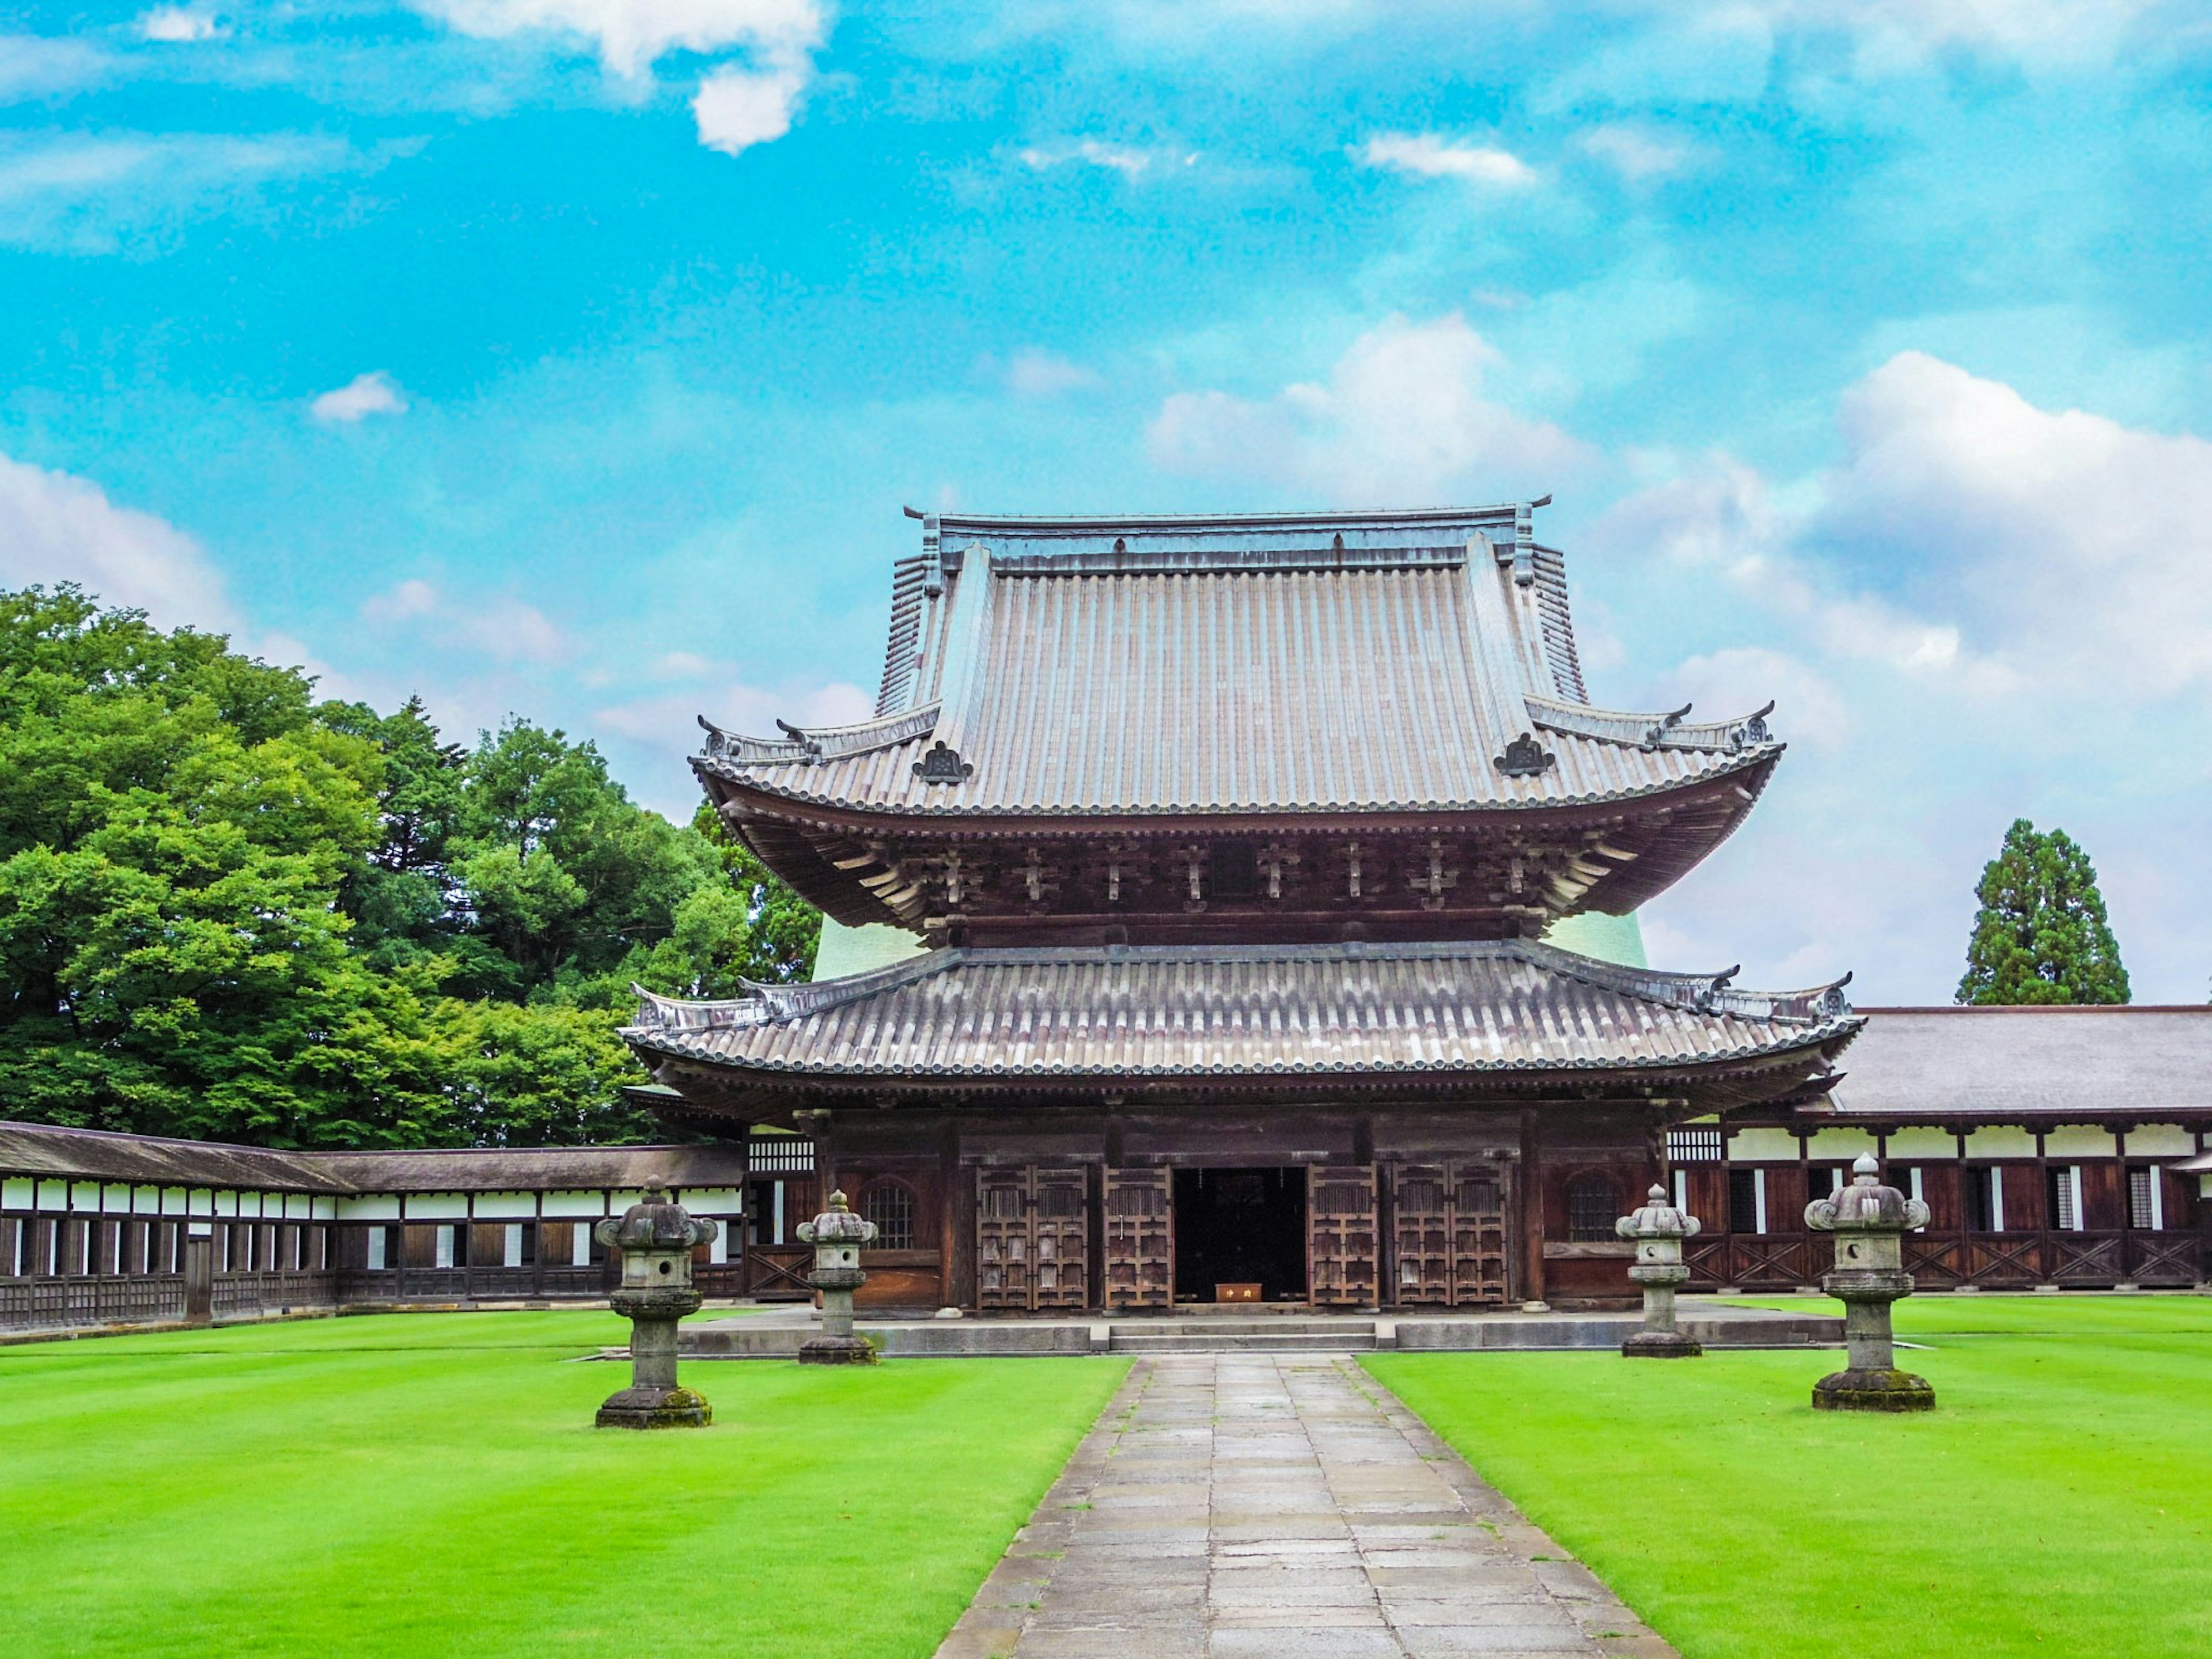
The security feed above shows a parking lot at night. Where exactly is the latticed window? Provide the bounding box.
[2128,1166,2162,1231]
[1665,1127,1724,1164]
[862,1182,915,1250]
[1565,1172,1616,1241]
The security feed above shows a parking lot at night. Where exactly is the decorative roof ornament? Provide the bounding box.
[1695,965,1741,1013]
[1641,703,1693,750]
[1728,700,1777,751]
[1814,971,1854,1019]
[1494,732,1556,777]
[775,719,823,762]
[913,740,974,784]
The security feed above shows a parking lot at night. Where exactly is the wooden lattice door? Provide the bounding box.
[975,1165,1090,1312]
[1104,1168,1173,1311]
[1308,1165,1378,1307]
[1392,1165,1452,1305]
[976,1169,1032,1311]
[1450,1164,1509,1306]
[1031,1167,1089,1310]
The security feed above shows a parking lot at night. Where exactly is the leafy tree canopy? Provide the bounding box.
[1957,817,2130,1006]
[0,586,820,1149]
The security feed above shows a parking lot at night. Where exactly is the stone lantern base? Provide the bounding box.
[1621,1329,1703,1359]
[1811,1368,1935,1411]
[797,1334,879,1366]
[596,1384,714,1429]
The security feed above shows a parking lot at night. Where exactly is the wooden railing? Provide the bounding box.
[1688,1230,2205,1291]
[1,1274,187,1330]
[211,1271,337,1318]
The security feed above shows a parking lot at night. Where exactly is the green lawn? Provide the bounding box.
[1369,1295,2212,1659]
[0,1313,1126,1658]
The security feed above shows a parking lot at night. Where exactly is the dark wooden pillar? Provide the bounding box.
[183,1233,212,1325]
[938,1119,960,1311]
[1519,1111,1547,1309]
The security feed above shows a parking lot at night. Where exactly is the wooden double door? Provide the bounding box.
[976,1166,1089,1312]
[1389,1161,1510,1308]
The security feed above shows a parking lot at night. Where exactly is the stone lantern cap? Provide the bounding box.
[601,1181,718,1251]
[1616,1184,1702,1241]
[798,1190,879,1247]
[1806,1154,1930,1233]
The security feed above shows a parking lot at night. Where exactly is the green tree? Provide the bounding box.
[0,586,825,1148]
[1957,819,2130,1006]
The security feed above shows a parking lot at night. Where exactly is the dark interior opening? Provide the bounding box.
[1173,1167,1307,1302]
[1208,840,1258,901]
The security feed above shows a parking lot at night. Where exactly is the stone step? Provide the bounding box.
[1130,1317,1371,1335]
[1110,1327,1377,1352]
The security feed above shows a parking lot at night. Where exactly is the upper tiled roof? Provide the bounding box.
[623,940,1859,1085]
[696,506,1781,820]
[0,1121,747,1194]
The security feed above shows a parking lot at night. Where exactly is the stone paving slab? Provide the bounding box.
[935,1354,1676,1659]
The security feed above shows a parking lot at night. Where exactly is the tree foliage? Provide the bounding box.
[0,586,820,1148]
[1957,818,2130,1006]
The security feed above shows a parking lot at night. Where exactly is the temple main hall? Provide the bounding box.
[622,503,1863,1312]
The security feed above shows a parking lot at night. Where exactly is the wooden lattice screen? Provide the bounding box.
[1103,1168,1173,1311]
[1308,1165,1378,1307]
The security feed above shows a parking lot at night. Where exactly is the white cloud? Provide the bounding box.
[1148,313,1589,503]
[1577,123,1696,181]
[1017,138,1168,180]
[310,370,410,423]
[1357,132,1534,188]
[692,56,809,154]
[1005,349,1101,397]
[137,7,226,41]
[1600,353,2212,1000]
[0,451,234,628]
[0,130,393,253]
[418,0,825,156]
[362,578,569,665]
[0,35,116,102]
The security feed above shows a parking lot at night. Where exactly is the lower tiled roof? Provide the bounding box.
[623,941,1859,1082]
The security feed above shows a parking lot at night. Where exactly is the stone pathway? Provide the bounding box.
[937,1354,1676,1659]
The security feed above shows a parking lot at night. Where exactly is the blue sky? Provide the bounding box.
[6,1,2212,1002]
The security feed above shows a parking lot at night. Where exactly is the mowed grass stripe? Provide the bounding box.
[1369,1298,2212,1659]
[0,1312,1127,1658]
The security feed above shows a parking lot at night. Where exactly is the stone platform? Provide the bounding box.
[665,1298,1839,1360]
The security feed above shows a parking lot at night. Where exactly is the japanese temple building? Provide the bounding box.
[622,504,1868,1313]
[7,506,2208,1339]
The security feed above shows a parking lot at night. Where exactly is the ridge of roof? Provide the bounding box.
[910,503,1540,533]
[1524,692,1779,756]
[698,701,939,767]
[627,938,1858,1037]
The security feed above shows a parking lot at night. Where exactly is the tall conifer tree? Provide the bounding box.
[1957,819,2130,1005]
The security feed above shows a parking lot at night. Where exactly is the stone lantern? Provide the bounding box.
[593,1181,718,1428]
[797,1190,879,1365]
[1616,1184,1703,1358]
[1805,1153,1935,1411]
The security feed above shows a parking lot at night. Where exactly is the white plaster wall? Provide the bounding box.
[1727,1128,1799,1162]
[2041,1126,2117,1158]
[1964,1127,2037,1158]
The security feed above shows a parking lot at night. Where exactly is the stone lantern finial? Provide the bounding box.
[797,1188,880,1365]
[593,1181,718,1428]
[1616,1181,1702,1358]
[1805,1153,1934,1411]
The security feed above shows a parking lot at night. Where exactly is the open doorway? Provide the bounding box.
[1173,1167,1308,1303]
